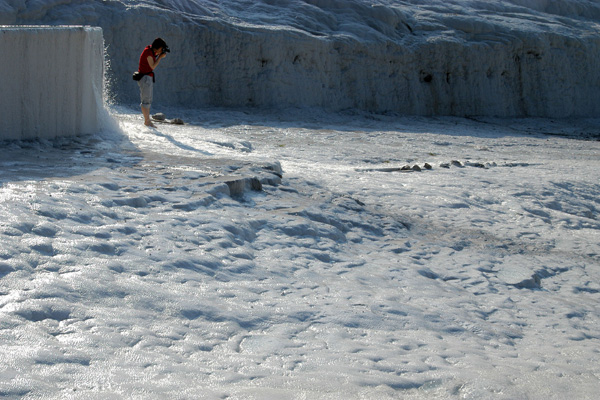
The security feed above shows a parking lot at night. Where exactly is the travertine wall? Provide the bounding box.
[2,1,600,118]
[0,26,104,140]
[101,9,600,118]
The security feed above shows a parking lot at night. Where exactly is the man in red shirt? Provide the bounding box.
[137,38,168,127]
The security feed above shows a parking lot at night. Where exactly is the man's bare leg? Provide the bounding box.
[141,106,155,127]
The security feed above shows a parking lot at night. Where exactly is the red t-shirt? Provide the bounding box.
[138,45,156,76]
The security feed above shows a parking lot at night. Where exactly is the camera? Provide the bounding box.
[163,46,170,54]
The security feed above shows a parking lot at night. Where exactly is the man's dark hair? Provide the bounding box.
[151,37,167,50]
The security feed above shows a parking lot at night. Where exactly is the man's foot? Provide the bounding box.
[144,121,156,128]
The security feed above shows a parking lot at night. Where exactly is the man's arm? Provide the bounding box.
[147,53,166,70]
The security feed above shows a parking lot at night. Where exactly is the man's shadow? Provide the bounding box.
[151,128,213,156]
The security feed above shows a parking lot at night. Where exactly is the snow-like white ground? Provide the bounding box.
[1,107,599,398]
